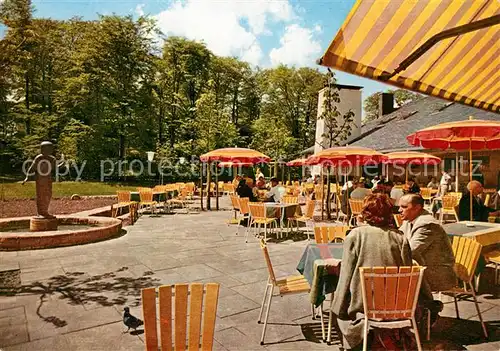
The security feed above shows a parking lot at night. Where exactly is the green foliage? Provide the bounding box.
[0,4,349,182]
[320,70,355,148]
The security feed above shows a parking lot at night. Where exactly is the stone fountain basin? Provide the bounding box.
[0,216,122,250]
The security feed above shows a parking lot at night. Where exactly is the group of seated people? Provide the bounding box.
[333,192,456,350]
[234,175,284,203]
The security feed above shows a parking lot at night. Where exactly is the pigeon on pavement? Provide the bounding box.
[123,307,144,333]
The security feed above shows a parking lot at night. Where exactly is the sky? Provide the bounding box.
[3,0,393,102]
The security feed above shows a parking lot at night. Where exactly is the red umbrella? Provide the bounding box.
[306,146,387,166]
[383,151,441,182]
[286,158,308,167]
[407,117,500,220]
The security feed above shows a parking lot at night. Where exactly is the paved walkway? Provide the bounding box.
[1,198,499,350]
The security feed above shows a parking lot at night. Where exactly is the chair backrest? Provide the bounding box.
[314,185,324,200]
[448,192,463,200]
[314,225,349,243]
[393,214,403,228]
[420,188,432,200]
[229,195,240,210]
[304,199,316,218]
[117,191,131,203]
[140,189,154,202]
[348,199,364,215]
[281,195,298,204]
[180,188,189,199]
[248,203,266,219]
[452,236,482,283]
[142,283,220,351]
[260,239,277,285]
[359,266,425,320]
[442,194,459,210]
[238,197,250,215]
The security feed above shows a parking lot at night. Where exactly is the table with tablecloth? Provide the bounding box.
[264,203,302,232]
[296,243,343,307]
[444,221,500,275]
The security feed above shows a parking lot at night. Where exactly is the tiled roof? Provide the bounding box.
[348,96,499,151]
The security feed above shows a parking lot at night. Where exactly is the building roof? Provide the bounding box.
[348,96,500,152]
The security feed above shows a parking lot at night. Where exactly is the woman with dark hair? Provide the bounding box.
[332,193,412,350]
[236,179,256,202]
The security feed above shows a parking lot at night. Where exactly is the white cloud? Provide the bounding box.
[269,24,322,67]
[135,4,145,17]
[154,0,295,66]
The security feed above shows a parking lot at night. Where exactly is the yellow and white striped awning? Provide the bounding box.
[319,0,500,113]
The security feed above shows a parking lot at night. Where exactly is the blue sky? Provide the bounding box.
[8,0,393,101]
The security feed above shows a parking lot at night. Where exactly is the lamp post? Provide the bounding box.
[146,151,155,185]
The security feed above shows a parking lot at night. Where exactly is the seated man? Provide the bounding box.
[405,177,420,194]
[459,180,500,221]
[350,180,371,200]
[265,178,283,203]
[236,179,256,202]
[399,194,456,322]
[255,176,266,189]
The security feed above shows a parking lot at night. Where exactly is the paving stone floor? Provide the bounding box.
[1,198,499,350]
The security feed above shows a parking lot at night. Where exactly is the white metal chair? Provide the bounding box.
[258,240,310,345]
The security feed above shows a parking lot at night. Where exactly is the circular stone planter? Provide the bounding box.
[0,216,122,250]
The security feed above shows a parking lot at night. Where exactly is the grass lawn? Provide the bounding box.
[0,181,138,200]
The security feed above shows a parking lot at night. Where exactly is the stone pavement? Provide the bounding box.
[1,198,499,350]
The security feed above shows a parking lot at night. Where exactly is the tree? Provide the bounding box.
[319,69,355,219]
[363,89,421,123]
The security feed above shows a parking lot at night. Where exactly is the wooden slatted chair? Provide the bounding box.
[292,199,316,239]
[259,240,310,345]
[168,188,189,211]
[139,188,158,214]
[248,203,277,242]
[359,266,426,351]
[420,188,433,206]
[228,194,240,225]
[439,195,460,224]
[237,197,251,240]
[393,213,403,228]
[430,237,488,339]
[313,225,349,243]
[142,283,220,351]
[116,191,134,216]
[281,195,298,204]
[484,250,500,285]
[348,199,364,227]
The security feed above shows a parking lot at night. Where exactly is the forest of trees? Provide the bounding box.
[0,0,334,180]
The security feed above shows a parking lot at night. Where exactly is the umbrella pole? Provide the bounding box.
[215,162,219,211]
[405,164,408,183]
[455,152,459,192]
[207,162,211,211]
[469,140,473,221]
[336,167,340,220]
[326,166,331,220]
[321,167,324,220]
[200,162,204,211]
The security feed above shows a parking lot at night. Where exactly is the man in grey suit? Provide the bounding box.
[399,194,456,322]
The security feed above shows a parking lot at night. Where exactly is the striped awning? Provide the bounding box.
[319,0,500,113]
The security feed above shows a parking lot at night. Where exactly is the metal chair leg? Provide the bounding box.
[260,286,274,345]
[319,303,325,341]
[412,316,423,351]
[470,283,488,338]
[258,281,271,323]
[453,293,460,319]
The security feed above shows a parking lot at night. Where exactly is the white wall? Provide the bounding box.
[313,85,362,175]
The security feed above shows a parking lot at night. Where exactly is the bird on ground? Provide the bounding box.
[123,306,143,333]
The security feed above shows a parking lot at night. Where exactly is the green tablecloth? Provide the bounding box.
[297,243,344,307]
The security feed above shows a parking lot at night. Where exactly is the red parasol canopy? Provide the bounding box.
[383,151,441,165]
[306,146,387,166]
[286,158,308,167]
[200,148,270,163]
[407,119,500,150]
